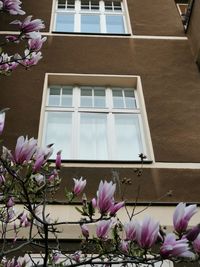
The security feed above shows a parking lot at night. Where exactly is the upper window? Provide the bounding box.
[53,0,128,34]
[41,75,152,162]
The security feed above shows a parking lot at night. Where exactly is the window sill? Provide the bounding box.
[52,31,131,37]
[48,159,153,164]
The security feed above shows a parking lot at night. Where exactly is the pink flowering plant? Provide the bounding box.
[0,110,199,266]
[0,0,46,75]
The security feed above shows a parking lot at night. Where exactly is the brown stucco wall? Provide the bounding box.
[187,0,200,57]
[1,37,200,163]
[53,166,200,203]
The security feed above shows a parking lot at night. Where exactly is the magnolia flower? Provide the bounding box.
[52,250,62,263]
[11,16,45,35]
[120,240,129,253]
[72,251,81,263]
[124,220,137,241]
[173,203,198,234]
[160,233,194,259]
[73,177,86,195]
[1,0,25,15]
[186,225,200,242]
[55,150,62,169]
[96,180,116,214]
[13,136,37,164]
[81,224,89,239]
[193,233,200,253]
[28,33,47,52]
[0,112,5,135]
[96,219,112,240]
[7,197,14,208]
[33,173,45,185]
[33,144,53,172]
[23,50,43,67]
[109,201,124,216]
[19,212,30,227]
[136,217,159,249]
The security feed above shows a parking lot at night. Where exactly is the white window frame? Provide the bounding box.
[39,73,154,162]
[52,0,130,34]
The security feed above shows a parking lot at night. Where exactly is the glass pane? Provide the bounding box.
[113,1,122,10]
[81,0,90,9]
[67,0,75,9]
[45,112,72,159]
[62,87,73,107]
[112,89,124,108]
[79,113,108,160]
[105,1,113,10]
[58,0,66,9]
[55,14,74,32]
[94,88,106,108]
[91,0,99,10]
[113,114,143,160]
[106,15,125,33]
[124,90,136,109]
[49,88,60,106]
[81,88,93,107]
[81,15,100,33]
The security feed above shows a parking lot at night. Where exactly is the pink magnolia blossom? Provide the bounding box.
[120,240,129,253]
[52,250,62,263]
[96,180,116,214]
[186,225,200,242]
[96,219,112,240]
[7,197,14,208]
[173,203,198,234]
[81,224,89,239]
[19,212,30,227]
[22,50,42,67]
[33,145,53,172]
[11,16,45,35]
[73,177,86,195]
[0,112,5,135]
[55,150,62,169]
[28,33,47,52]
[124,220,137,241]
[0,0,25,15]
[160,233,194,259]
[13,136,37,164]
[193,233,200,253]
[72,251,82,263]
[109,201,124,216]
[136,217,159,249]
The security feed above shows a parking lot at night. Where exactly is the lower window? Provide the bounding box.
[41,75,151,161]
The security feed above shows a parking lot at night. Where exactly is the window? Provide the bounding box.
[53,0,128,34]
[41,75,152,161]
[175,0,194,29]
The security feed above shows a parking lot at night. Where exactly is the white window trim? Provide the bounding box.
[38,73,155,162]
[51,0,132,34]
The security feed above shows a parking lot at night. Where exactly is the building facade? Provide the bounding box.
[1,0,200,265]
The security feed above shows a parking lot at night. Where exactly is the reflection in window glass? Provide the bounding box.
[106,15,125,33]
[94,89,106,108]
[62,88,73,107]
[91,0,99,10]
[113,89,124,108]
[114,114,143,160]
[105,1,112,10]
[58,0,66,9]
[81,0,90,9]
[49,88,60,106]
[81,15,100,33]
[45,112,72,159]
[55,14,74,32]
[124,90,136,109]
[79,113,108,159]
[67,0,75,9]
[81,88,93,107]
[113,1,122,11]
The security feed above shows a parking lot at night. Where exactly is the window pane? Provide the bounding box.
[106,15,125,33]
[58,0,66,9]
[67,0,75,9]
[45,112,72,159]
[94,88,106,108]
[124,90,136,109]
[49,88,61,106]
[81,0,90,9]
[62,87,73,107]
[91,0,99,10]
[112,89,124,108]
[113,114,143,160]
[81,88,93,107]
[55,14,74,32]
[79,113,108,160]
[105,1,113,10]
[113,1,122,11]
[81,15,100,33]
